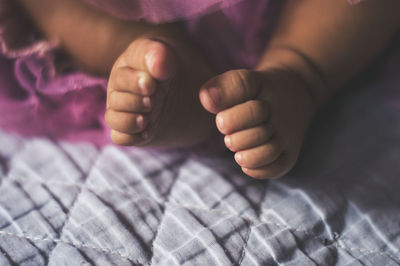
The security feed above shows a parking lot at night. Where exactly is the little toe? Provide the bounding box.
[108,91,152,113]
[122,38,177,81]
[105,110,147,134]
[234,139,282,169]
[200,69,262,114]
[216,100,268,134]
[110,130,148,146]
[241,154,291,179]
[109,67,156,96]
[225,124,274,152]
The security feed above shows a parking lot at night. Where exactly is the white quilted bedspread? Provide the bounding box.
[0,65,400,265]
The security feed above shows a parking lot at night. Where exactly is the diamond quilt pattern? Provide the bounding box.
[1,63,400,265]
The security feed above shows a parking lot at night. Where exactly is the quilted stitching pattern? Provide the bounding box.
[1,62,400,265]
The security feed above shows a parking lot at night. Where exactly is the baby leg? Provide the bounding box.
[20,0,218,148]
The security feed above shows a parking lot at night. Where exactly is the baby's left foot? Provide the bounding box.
[200,69,316,179]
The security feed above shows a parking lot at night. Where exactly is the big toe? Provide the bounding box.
[123,38,177,81]
[145,40,177,80]
[199,69,262,114]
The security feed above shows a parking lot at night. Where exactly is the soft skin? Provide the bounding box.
[199,0,400,179]
[19,0,400,178]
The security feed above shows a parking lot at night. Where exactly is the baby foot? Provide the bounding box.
[199,69,316,179]
[106,37,216,148]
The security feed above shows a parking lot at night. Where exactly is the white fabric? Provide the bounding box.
[0,47,400,265]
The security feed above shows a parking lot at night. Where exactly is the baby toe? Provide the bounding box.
[105,110,148,134]
[234,139,282,169]
[241,154,291,179]
[216,100,268,135]
[200,69,262,114]
[108,91,152,113]
[109,67,156,96]
[122,38,177,81]
[225,124,274,152]
[110,130,147,146]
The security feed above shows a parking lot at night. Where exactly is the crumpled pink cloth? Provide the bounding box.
[0,0,363,146]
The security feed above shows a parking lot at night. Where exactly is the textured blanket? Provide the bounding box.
[1,60,400,266]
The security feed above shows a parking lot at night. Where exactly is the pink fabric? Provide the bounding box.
[0,0,366,145]
[0,53,110,145]
[83,0,248,23]
[0,1,56,58]
[348,0,364,5]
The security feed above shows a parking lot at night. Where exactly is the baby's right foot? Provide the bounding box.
[105,37,216,148]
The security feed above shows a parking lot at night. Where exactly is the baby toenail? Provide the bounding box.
[143,97,151,110]
[208,87,221,106]
[145,51,156,72]
[138,76,148,94]
[225,136,232,148]
[216,115,224,129]
[235,153,243,164]
[136,115,144,129]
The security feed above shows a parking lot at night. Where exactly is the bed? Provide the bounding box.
[0,46,399,265]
